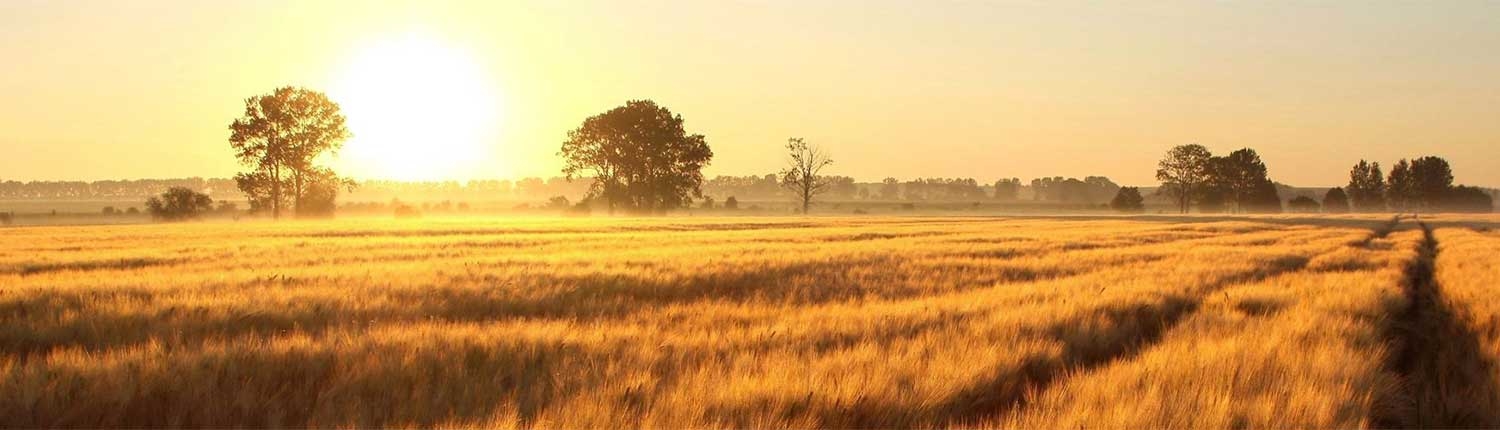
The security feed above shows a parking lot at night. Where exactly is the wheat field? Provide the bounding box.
[2,215,1498,428]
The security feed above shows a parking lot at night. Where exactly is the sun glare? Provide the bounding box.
[329,33,503,181]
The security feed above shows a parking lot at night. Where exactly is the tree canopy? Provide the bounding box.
[1156,144,1213,214]
[1206,148,1278,213]
[1322,187,1350,214]
[145,187,213,221]
[1110,187,1145,213]
[559,100,713,214]
[228,87,351,218]
[1347,160,1386,212]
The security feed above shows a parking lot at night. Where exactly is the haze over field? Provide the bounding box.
[3,1,1499,185]
[6,3,1500,428]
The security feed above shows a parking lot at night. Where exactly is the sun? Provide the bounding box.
[328,33,503,181]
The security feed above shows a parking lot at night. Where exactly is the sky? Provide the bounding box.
[2,0,1498,186]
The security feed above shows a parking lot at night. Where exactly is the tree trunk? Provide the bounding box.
[271,164,281,220]
[802,185,811,214]
[291,170,303,217]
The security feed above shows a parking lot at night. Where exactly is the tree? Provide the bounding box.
[146,187,213,221]
[1206,148,1271,213]
[779,138,834,214]
[1110,187,1145,213]
[1322,187,1350,214]
[1243,180,1284,214]
[295,168,354,218]
[559,100,713,214]
[1347,160,1386,212]
[1408,156,1454,212]
[879,178,900,200]
[724,196,739,210]
[1386,159,1414,212]
[1288,196,1321,213]
[993,178,1021,201]
[1439,186,1494,213]
[1156,144,1214,214]
[228,87,351,219]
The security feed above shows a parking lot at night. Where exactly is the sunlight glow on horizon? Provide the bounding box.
[327,31,505,181]
[1,1,1498,186]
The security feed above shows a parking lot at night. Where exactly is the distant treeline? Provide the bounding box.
[0,175,1127,205]
[9,175,1491,211]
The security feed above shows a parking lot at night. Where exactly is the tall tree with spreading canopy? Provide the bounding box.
[1155,144,1213,214]
[1347,160,1386,212]
[228,87,351,219]
[1206,148,1273,213]
[1408,156,1454,212]
[779,138,834,214]
[560,100,713,214]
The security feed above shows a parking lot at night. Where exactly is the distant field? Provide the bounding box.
[2,215,1498,427]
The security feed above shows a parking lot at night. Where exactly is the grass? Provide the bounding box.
[0,214,1496,427]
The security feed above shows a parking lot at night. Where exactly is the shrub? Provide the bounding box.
[1322,187,1350,214]
[296,180,340,218]
[1110,187,1146,213]
[145,187,213,221]
[724,196,739,210]
[1288,196,1321,213]
[546,196,571,210]
[0,212,11,226]
[102,206,117,215]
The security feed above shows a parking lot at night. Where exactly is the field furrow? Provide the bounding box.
[0,215,1484,428]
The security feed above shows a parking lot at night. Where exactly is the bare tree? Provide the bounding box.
[779,138,834,214]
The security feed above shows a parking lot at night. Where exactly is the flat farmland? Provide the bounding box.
[3,215,1498,428]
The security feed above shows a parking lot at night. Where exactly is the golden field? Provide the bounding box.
[2,215,1498,428]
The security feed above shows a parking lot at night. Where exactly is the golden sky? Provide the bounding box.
[3,1,1498,186]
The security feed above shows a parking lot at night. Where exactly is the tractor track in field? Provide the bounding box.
[949,251,1315,425]
[1374,222,1500,428]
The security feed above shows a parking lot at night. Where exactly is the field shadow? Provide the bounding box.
[1374,223,1500,428]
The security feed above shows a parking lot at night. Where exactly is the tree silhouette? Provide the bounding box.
[779,138,834,214]
[228,87,351,219]
[1156,144,1213,214]
[145,187,213,221]
[1322,187,1350,214]
[1347,160,1386,212]
[1441,186,1494,213]
[1243,180,1283,213]
[1408,156,1454,213]
[559,100,713,214]
[1206,148,1274,213]
[1386,159,1414,212]
[879,178,900,200]
[1110,187,1145,213]
[993,178,1021,201]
